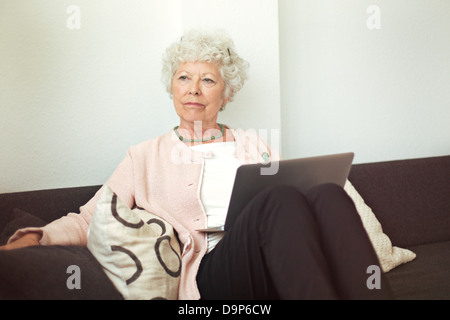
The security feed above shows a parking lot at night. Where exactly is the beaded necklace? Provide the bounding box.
[174,123,225,142]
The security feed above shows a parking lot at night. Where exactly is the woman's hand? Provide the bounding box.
[0,232,42,251]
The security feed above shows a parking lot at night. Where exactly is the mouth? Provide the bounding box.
[184,102,205,108]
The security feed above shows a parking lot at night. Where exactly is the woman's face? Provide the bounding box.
[171,61,228,128]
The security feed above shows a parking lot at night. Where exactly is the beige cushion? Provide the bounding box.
[87,186,181,299]
[344,180,416,272]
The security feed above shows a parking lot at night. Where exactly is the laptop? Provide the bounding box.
[196,152,354,233]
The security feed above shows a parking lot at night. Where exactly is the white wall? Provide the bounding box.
[279,0,450,164]
[181,0,281,132]
[0,0,280,193]
[2,0,449,193]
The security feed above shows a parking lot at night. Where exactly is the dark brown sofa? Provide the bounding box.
[1,154,449,300]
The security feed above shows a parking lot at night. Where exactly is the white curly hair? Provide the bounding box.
[161,28,249,110]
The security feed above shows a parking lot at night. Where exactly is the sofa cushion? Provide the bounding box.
[349,155,450,247]
[0,202,122,300]
[385,241,450,299]
[0,245,123,300]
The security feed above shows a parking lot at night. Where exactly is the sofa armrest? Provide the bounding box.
[0,185,101,230]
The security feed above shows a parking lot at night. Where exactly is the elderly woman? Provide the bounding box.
[2,29,392,300]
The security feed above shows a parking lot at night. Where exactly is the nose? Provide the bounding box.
[188,81,201,96]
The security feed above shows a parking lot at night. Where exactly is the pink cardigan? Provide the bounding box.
[9,128,278,300]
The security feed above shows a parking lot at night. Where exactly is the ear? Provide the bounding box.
[220,96,230,112]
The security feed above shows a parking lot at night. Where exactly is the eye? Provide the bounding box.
[203,78,216,85]
[178,75,189,81]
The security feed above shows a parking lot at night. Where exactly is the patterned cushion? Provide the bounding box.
[87,186,181,300]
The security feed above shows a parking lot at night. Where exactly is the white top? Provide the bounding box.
[190,141,242,253]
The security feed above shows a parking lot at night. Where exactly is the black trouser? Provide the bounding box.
[196,184,393,300]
